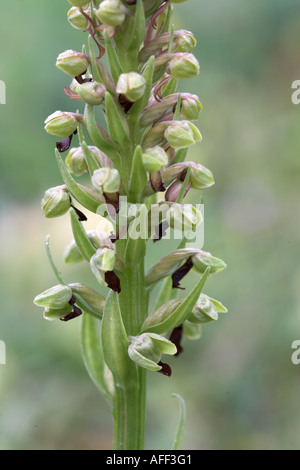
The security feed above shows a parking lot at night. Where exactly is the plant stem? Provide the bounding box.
[112,250,148,449]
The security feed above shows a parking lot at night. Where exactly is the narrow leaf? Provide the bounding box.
[81,313,113,401]
[84,104,119,162]
[55,149,101,213]
[171,394,186,450]
[101,291,138,388]
[128,145,147,202]
[127,0,146,60]
[175,165,191,203]
[104,30,124,84]
[142,267,210,334]
[45,235,65,285]
[70,208,96,262]
[78,125,100,174]
[105,91,130,146]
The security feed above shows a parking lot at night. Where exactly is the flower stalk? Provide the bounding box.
[34,0,227,450]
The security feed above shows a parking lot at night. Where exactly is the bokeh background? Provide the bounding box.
[1,0,300,450]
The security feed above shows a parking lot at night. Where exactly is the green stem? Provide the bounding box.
[112,251,148,449]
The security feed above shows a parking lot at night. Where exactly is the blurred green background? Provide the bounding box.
[1,0,300,450]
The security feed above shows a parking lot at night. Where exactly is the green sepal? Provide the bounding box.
[70,208,96,262]
[101,291,138,388]
[104,30,124,84]
[127,0,146,65]
[105,91,130,146]
[141,267,210,334]
[128,145,147,202]
[55,149,102,213]
[88,34,104,84]
[81,313,114,401]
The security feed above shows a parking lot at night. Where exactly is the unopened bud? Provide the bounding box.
[142,146,168,172]
[173,30,196,53]
[67,0,90,7]
[56,50,89,77]
[116,72,146,102]
[181,94,202,121]
[64,230,104,264]
[96,0,126,27]
[89,146,113,168]
[91,247,116,272]
[92,168,120,194]
[188,294,219,324]
[167,203,202,232]
[192,250,227,274]
[169,53,200,80]
[76,81,106,105]
[44,111,78,137]
[190,164,214,189]
[41,186,70,218]
[67,6,88,30]
[65,147,88,176]
[164,120,202,149]
[33,284,72,309]
[128,333,177,372]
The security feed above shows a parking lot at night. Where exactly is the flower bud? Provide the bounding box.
[92,168,120,194]
[173,30,197,53]
[67,6,88,30]
[116,72,146,102]
[192,251,227,274]
[162,162,214,190]
[128,333,177,372]
[96,0,126,27]
[76,81,106,105]
[190,164,214,189]
[67,0,90,7]
[43,305,73,322]
[164,121,202,149]
[167,203,202,232]
[65,147,88,176]
[86,146,112,168]
[64,230,104,264]
[181,94,202,121]
[188,294,219,324]
[56,50,89,77]
[44,111,78,138]
[33,284,73,309]
[41,186,70,218]
[142,146,168,172]
[91,247,116,272]
[169,53,200,80]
